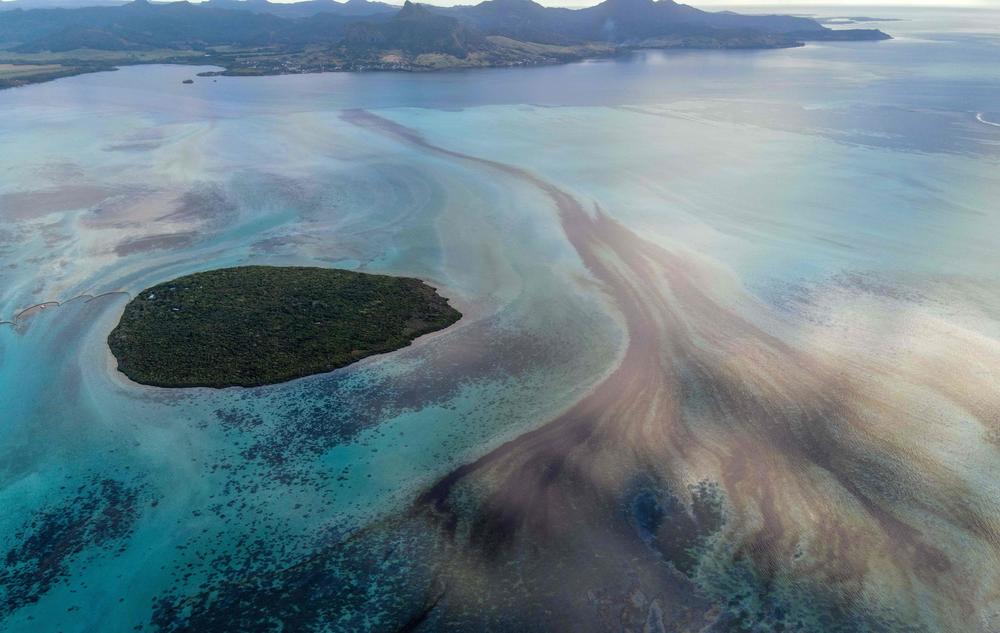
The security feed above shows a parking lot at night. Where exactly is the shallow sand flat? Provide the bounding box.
[0,63,63,77]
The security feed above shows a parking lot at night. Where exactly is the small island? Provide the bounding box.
[108,266,461,388]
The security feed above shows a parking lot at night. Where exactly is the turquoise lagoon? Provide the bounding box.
[2,8,1000,632]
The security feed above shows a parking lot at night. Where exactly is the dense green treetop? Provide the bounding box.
[108,266,461,388]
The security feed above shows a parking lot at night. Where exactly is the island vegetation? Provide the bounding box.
[0,0,890,89]
[107,266,461,388]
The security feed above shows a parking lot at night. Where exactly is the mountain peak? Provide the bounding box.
[398,1,430,18]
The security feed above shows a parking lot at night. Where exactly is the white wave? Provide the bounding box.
[976,112,1000,128]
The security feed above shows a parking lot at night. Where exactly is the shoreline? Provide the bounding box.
[0,33,883,92]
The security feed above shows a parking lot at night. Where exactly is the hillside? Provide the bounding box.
[0,0,890,86]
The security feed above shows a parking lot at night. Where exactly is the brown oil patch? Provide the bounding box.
[0,185,111,221]
[341,109,1000,630]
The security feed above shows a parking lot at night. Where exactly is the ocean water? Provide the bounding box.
[2,7,1000,632]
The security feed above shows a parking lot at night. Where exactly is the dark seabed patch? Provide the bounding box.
[156,185,240,225]
[150,520,446,633]
[114,232,196,256]
[0,478,146,618]
[207,314,580,484]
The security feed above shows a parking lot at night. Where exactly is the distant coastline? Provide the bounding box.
[0,30,885,91]
[0,0,890,90]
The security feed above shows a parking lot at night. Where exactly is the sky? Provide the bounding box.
[273,0,996,5]
[271,0,996,7]
[293,0,994,6]
[693,1,994,5]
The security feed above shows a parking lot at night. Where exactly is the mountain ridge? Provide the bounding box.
[0,0,891,88]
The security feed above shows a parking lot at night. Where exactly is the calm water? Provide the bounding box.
[2,7,1000,632]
